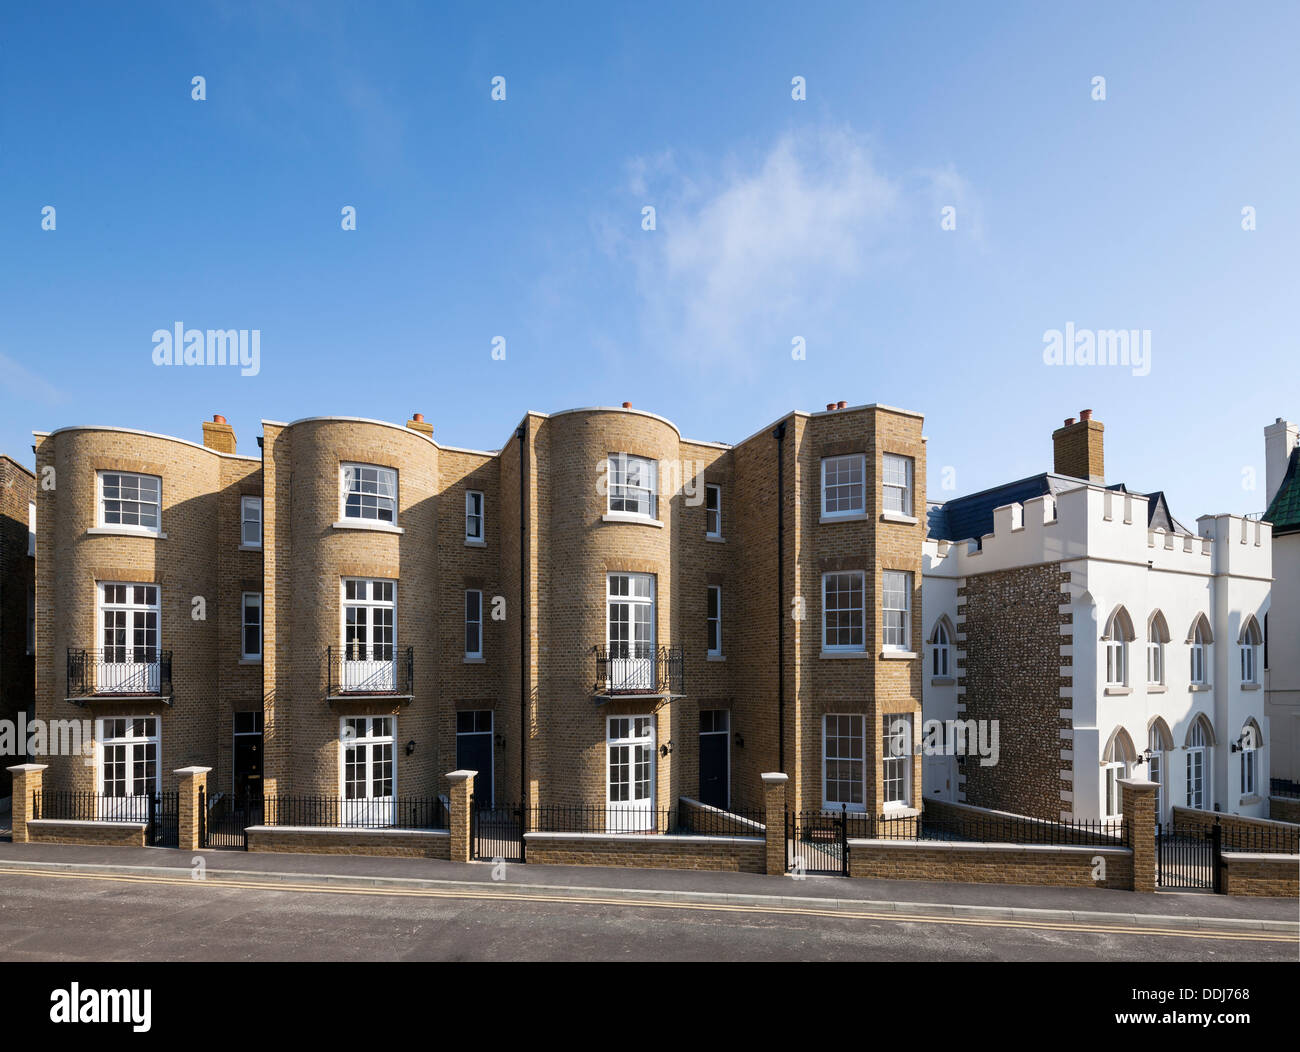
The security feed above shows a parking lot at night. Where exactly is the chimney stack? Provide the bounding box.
[1051,409,1104,483]
[406,412,434,437]
[826,403,837,411]
[836,400,848,410]
[201,414,236,454]
[1265,417,1298,504]
[622,401,633,409]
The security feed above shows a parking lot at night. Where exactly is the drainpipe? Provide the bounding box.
[516,421,528,821]
[772,420,787,773]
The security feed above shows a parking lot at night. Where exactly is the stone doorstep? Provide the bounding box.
[0,859,1290,934]
[523,832,763,845]
[245,826,449,838]
[847,838,1129,856]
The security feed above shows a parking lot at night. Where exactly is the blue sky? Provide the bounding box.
[1,1,1296,516]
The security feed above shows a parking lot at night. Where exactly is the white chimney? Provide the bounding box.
[1265,417,1298,505]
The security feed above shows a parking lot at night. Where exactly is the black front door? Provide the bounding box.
[233,712,263,797]
[456,710,494,807]
[699,711,729,809]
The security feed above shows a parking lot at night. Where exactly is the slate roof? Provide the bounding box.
[928,473,1191,544]
[1263,445,1300,536]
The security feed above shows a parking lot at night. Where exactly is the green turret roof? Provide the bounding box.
[1264,445,1300,536]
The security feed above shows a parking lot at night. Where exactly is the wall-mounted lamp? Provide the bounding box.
[405,740,416,756]
[734,733,744,749]
[495,733,506,749]
[659,739,674,757]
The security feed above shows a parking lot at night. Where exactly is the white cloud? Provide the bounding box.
[0,350,65,405]
[625,128,902,367]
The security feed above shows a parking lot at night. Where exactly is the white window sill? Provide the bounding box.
[1239,794,1262,806]
[820,650,868,659]
[880,511,918,525]
[464,656,485,664]
[930,676,955,686]
[705,534,726,543]
[819,511,868,524]
[1147,684,1167,693]
[464,538,487,548]
[1189,683,1212,692]
[87,527,167,540]
[601,512,663,528]
[239,657,262,666]
[239,543,262,552]
[1104,686,1132,696]
[332,520,403,534]
[880,805,921,819]
[880,650,917,660]
[1241,682,1262,691]
[707,654,726,662]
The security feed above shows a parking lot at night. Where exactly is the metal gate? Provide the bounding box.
[147,792,180,848]
[1156,822,1221,892]
[472,801,524,863]
[788,807,849,876]
[200,788,263,850]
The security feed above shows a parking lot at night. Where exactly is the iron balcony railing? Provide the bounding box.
[326,645,414,697]
[592,643,684,696]
[66,648,173,699]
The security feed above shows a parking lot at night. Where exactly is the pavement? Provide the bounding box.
[1,838,1295,937]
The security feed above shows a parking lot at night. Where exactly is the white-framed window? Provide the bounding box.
[1147,635,1163,684]
[882,454,913,516]
[341,579,396,690]
[930,619,952,677]
[1103,607,1134,686]
[882,714,912,807]
[821,454,865,518]
[882,571,911,651]
[1147,723,1167,823]
[1239,719,1260,797]
[705,483,722,537]
[465,490,484,542]
[606,715,655,831]
[97,717,160,812]
[707,585,722,657]
[98,583,160,692]
[606,573,655,690]
[1186,718,1211,810]
[98,471,161,533]
[340,463,397,523]
[340,716,394,824]
[1239,618,1262,685]
[26,586,35,655]
[241,496,262,548]
[608,453,658,519]
[28,500,35,556]
[1103,762,1125,819]
[241,592,262,661]
[822,571,865,652]
[1189,618,1210,685]
[465,589,483,659]
[823,714,865,811]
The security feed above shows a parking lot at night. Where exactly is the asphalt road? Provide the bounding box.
[0,870,1293,962]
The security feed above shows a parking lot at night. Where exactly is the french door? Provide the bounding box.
[99,584,159,693]
[607,573,655,691]
[607,715,655,831]
[341,716,395,826]
[97,717,158,820]
[342,579,396,691]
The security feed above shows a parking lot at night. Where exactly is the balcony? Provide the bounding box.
[66,648,173,704]
[327,645,414,702]
[592,644,684,700]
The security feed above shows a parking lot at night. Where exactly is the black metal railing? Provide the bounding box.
[326,645,413,697]
[529,803,762,836]
[1270,777,1300,800]
[592,644,685,696]
[1219,823,1300,855]
[264,793,446,830]
[35,788,179,847]
[202,788,264,849]
[66,648,173,699]
[858,806,1126,847]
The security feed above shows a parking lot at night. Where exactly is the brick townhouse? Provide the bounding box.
[31,402,927,829]
[923,413,1272,825]
[0,454,37,804]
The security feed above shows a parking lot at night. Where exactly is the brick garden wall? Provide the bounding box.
[1268,796,1300,823]
[26,819,146,847]
[524,831,765,872]
[245,825,452,859]
[848,839,1133,889]
[1220,853,1300,897]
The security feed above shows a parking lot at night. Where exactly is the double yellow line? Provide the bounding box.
[0,865,1293,944]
